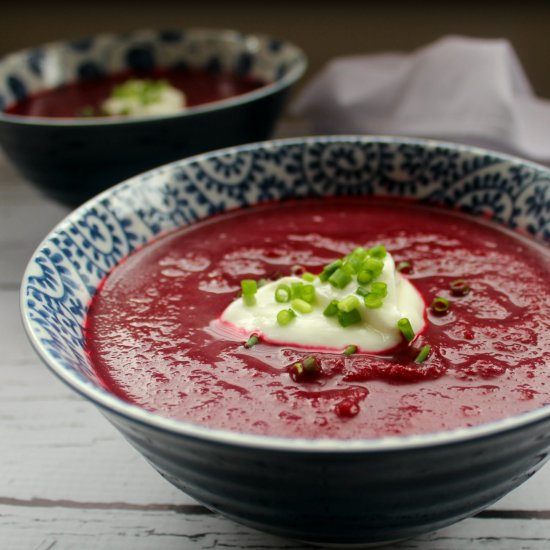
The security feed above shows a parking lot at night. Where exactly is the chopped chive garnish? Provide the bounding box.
[368,244,387,259]
[397,318,415,342]
[365,257,384,274]
[341,262,355,275]
[338,308,362,327]
[323,300,339,317]
[431,296,450,315]
[328,267,353,289]
[275,284,291,303]
[291,298,313,314]
[344,345,357,356]
[240,279,257,306]
[300,284,316,303]
[277,308,296,326]
[414,344,432,363]
[303,355,321,375]
[346,248,368,272]
[396,260,412,273]
[291,282,304,299]
[364,293,384,309]
[289,356,322,382]
[244,334,259,348]
[358,258,384,281]
[302,272,316,282]
[112,79,170,104]
[356,286,370,297]
[351,247,368,260]
[449,279,470,296]
[241,279,257,296]
[289,362,304,381]
[371,282,388,297]
[319,259,343,281]
[286,281,316,303]
[357,270,374,284]
[338,295,360,312]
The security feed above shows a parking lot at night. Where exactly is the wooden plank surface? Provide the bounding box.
[2,150,550,549]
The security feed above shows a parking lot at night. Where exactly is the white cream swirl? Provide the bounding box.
[220,252,425,352]
[102,79,186,117]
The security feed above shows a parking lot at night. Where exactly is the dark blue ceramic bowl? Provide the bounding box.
[0,28,306,205]
[21,136,550,546]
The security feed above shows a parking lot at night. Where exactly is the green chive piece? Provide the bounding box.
[346,249,365,268]
[431,296,450,315]
[243,295,256,307]
[364,293,384,309]
[290,356,322,381]
[344,345,357,356]
[291,298,313,314]
[338,308,362,327]
[356,286,370,297]
[289,362,304,380]
[346,247,368,272]
[303,356,321,375]
[323,300,339,317]
[319,259,343,282]
[348,247,367,260]
[357,270,374,285]
[338,295,360,313]
[371,282,388,297]
[241,279,257,296]
[275,284,291,303]
[397,318,415,342]
[449,279,470,296]
[341,262,355,275]
[291,282,304,299]
[368,244,387,259]
[245,334,259,348]
[302,272,316,282]
[414,344,432,363]
[396,260,412,273]
[362,258,384,277]
[300,284,316,303]
[277,309,296,326]
[328,267,353,289]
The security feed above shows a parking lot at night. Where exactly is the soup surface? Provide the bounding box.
[4,67,266,118]
[85,198,550,439]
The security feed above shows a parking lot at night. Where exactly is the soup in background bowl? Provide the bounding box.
[21,136,550,546]
[0,28,306,205]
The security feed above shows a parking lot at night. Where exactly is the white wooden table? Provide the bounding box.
[2,149,550,550]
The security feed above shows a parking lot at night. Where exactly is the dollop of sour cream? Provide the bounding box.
[101,79,186,117]
[220,251,426,353]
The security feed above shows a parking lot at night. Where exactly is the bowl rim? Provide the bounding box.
[20,134,550,453]
[0,27,307,128]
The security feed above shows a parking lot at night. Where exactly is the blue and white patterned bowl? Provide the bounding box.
[0,28,306,205]
[21,136,550,546]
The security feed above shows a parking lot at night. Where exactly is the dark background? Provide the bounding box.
[2,1,549,98]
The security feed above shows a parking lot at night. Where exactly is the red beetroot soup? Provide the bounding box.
[85,198,550,439]
[4,67,266,118]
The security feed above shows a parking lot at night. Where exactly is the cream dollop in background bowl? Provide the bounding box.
[21,136,550,546]
[0,28,306,206]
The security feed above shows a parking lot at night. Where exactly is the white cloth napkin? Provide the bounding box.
[292,36,550,165]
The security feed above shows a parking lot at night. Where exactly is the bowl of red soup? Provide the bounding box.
[0,28,306,205]
[21,136,550,546]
